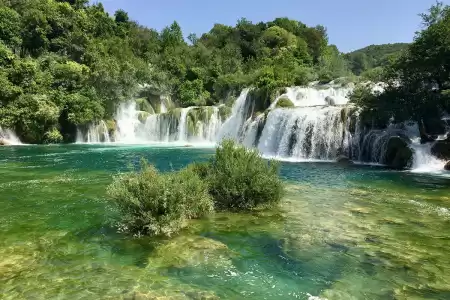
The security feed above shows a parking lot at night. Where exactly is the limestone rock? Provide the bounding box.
[336,155,353,165]
[325,96,336,106]
[0,139,10,146]
[431,140,450,160]
[444,161,450,171]
[148,235,233,269]
[384,136,413,169]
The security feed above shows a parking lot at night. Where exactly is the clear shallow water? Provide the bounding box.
[1,145,450,300]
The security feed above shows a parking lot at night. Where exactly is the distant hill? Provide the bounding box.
[345,43,409,75]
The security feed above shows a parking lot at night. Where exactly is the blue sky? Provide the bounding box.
[94,0,447,52]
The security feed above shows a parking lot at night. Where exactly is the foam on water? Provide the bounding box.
[0,126,22,145]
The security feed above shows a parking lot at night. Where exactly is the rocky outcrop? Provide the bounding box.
[431,140,450,160]
[445,161,450,171]
[336,155,353,165]
[384,136,413,169]
[325,96,336,106]
[0,139,11,146]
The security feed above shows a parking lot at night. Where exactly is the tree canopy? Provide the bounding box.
[351,2,450,136]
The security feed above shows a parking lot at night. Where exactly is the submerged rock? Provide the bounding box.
[0,139,10,146]
[431,140,450,160]
[336,155,353,165]
[384,136,413,169]
[350,207,370,215]
[445,161,450,171]
[148,235,234,269]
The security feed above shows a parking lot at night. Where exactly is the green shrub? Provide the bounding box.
[207,140,284,211]
[107,161,213,237]
[43,128,63,144]
[276,97,295,108]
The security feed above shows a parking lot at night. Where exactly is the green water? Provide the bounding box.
[1,144,450,300]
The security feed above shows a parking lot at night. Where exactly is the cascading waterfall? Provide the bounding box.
[218,89,251,141]
[410,142,447,173]
[219,83,448,171]
[0,126,22,145]
[77,99,224,144]
[73,82,448,171]
[270,84,352,108]
[115,101,142,143]
[76,121,111,143]
[178,107,192,142]
[257,106,347,160]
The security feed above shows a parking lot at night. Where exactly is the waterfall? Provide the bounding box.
[70,82,447,171]
[115,101,141,143]
[76,100,224,144]
[178,107,192,142]
[218,89,251,140]
[270,84,353,109]
[76,121,111,143]
[0,126,22,145]
[257,107,346,160]
[410,142,447,173]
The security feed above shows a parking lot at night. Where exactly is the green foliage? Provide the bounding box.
[0,6,22,48]
[206,140,284,211]
[44,127,63,143]
[0,0,345,143]
[345,43,408,75]
[276,97,294,108]
[354,2,450,133]
[107,161,213,237]
[178,79,210,107]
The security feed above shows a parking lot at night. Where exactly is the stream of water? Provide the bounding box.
[1,144,450,299]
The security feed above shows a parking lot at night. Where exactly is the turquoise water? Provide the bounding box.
[1,144,450,299]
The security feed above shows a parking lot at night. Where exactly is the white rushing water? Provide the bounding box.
[0,126,22,145]
[257,106,346,160]
[78,98,224,145]
[218,88,251,141]
[74,83,448,172]
[270,84,352,109]
[178,107,192,142]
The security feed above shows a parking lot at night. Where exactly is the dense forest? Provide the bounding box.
[0,0,350,143]
[0,0,447,144]
[345,43,409,79]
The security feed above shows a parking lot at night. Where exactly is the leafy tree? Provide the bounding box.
[0,6,22,48]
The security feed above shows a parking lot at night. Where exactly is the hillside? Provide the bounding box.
[345,43,409,75]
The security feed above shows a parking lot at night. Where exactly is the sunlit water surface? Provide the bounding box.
[1,144,450,300]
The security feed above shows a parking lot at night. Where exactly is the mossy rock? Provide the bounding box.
[336,155,353,166]
[384,136,413,169]
[148,235,234,269]
[135,98,156,114]
[218,105,232,121]
[431,140,450,160]
[276,97,295,108]
[138,111,151,123]
[444,161,450,171]
[166,108,182,119]
[105,119,116,133]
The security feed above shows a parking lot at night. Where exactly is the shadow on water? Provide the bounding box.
[165,229,352,299]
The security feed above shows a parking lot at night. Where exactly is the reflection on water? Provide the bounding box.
[0,145,449,299]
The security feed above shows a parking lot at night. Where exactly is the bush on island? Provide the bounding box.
[206,140,284,211]
[107,161,213,237]
[107,140,285,237]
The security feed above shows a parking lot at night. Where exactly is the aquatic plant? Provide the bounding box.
[107,161,213,237]
[207,140,284,211]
